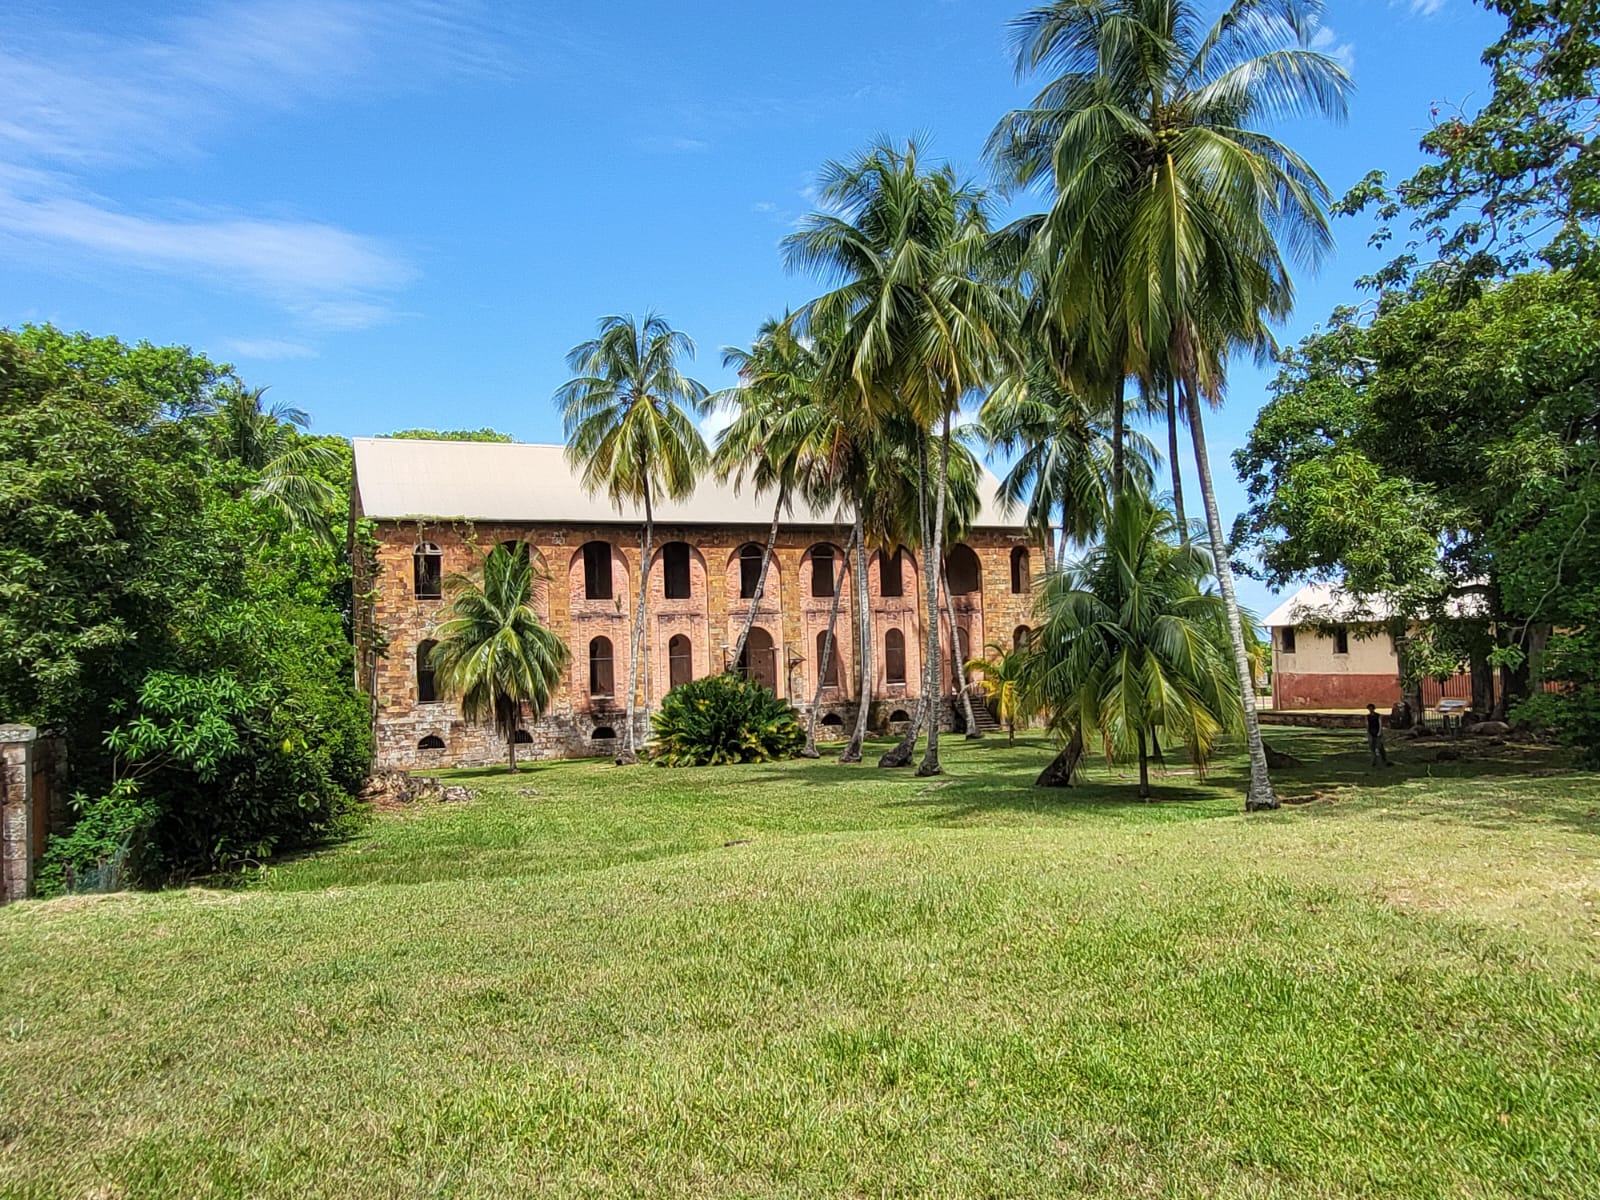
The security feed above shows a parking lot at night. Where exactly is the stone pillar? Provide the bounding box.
[1,725,37,904]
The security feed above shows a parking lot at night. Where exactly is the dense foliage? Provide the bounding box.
[378,428,513,442]
[0,326,369,888]
[648,674,803,767]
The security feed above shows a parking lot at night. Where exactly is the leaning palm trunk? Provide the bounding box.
[916,414,953,776]
[731,489,785,668]
[1035,727,1083,787]
[619,478,653,764]
[1166,381,1187,541]
[841,506,873,763]
[1181,375,1276,810]
[943,572,980,738]
[881,434,935,769]
[804,527,852,757]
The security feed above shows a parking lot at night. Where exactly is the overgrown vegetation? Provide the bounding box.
[0,327,367,889]
[648,673,803,766]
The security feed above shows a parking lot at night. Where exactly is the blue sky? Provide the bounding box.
[3,0,1504,614]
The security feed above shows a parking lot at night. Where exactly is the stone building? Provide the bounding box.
[352,438,1040,768]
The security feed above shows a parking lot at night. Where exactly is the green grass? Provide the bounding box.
[1,729,1597,1198]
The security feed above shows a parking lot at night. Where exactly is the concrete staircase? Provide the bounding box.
[955,698,1003,737]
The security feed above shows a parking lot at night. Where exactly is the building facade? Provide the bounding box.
[353,438,1040,769]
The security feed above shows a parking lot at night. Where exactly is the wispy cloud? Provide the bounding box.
[223,337,319,361]
[1310,25,1356,71]
[636,135,713,155]
[0,0,522,332]
[1409,0,1447,16]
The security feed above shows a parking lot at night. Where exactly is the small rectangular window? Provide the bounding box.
[663,543,691,600]
[881,549,903,598]
[1333,626,1349,655]
[1280,626,1296,655]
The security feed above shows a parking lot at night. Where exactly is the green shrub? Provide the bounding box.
[648,673,803,767]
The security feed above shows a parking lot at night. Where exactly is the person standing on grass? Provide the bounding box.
[1366,703,1390,767]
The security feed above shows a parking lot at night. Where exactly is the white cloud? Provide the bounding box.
[636,135,712,154]
[1408,0,1446,16]
[223,337,318,360]
[1310,25,1356,70]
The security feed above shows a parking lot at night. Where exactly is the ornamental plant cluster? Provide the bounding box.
[648,673,804,767]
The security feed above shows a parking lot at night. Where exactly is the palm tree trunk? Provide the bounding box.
[882,431,934,769]
[1137,728,1150,799]
[1111,375,1126,494]
[917,414,953,776]
[1034,727,1082,787]
[943,571,980,738]
[1167,380,1187,541]
[731,489,785,668]
[1182,375,1276,811]
[841,506,873,763]
[804,526,851,758]
[508,731,517,774]
[619,478,653,765]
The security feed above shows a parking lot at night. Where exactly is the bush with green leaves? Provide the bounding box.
[648,673,803,767]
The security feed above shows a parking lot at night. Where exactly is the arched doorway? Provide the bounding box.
[738,627,778,693]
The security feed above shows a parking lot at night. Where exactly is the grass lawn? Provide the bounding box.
[1,728,1596,1198]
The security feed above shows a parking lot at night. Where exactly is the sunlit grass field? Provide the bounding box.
[1,729,1596,1197]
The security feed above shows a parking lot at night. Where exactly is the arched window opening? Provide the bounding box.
[414,542,442,600]
[1010,546,1030,595]
[662,542,692,600]
[880,548,904,598]
[668,634,693,689]
[738,544,764,600]
[581,541,613,601]
[815,631,840,688]
[888,709,911,723]
[591,726,617,741]
[946,544,981,596]
[416,639,438,703]
[810,546,835,598]
[820,713,843,727]
[737,627,777,692]
[1013,625,1033,652]
[499,539,525,561]
[417,735,445,751]
[884,628,907,685]
[588,636,614,697]
[513,729,533,744]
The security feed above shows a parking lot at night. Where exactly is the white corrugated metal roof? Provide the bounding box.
[351,437,1025,529]
[1262,581,1487,628]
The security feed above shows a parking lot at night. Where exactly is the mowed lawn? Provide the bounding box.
[1,731,1597,1198]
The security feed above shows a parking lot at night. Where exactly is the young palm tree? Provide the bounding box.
[990,0,1349,809]
[555,313,710,764]
[967,640,1036,745]
[206,383,342,542]
[1029,491,1240,799]
[785,139,1012,776]
[711,316,816,668]
[430,544,570,773]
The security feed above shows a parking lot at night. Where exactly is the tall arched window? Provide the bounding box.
[1013,625,1032,651]
[738,544,764,599]
[416,639,438,702]
[880,547,904,598]
[1010,546,1030,594]
[588,636,614,697]
[668,634,693,689]
[885,628,906,685]
[414,542,442,599]
[581,541,613,600]
[810,545,835,598]
[661,542,692,600]
[946,544,981,595]
[499,539,525,561]
[816,630,840,687]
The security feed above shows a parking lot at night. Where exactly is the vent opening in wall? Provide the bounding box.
[417,735,446,750]
[513,729,533,744]
[820,713,843,727]
[592,726,617,740]
[888,709,911,723]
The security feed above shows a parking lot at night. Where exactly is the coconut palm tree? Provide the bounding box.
[711,316,816,668]
[989,0,1350,809]
[206,383,342,542]
[1028,490,1240,799]
[555,313,710,764]
[429,544,570,773]
[785,139,1012,776]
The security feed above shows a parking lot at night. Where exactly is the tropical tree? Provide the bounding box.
[785,139,1011,776]
[711,316,816,668]
[429,544,569,773]
[206,383,343,541]
[989,0,1350,809]
[556,313,710,763]
[967,640,1036,745]
[1028,490,1241,799]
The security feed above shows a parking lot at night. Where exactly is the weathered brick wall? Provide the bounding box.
[1,726,36,904]
[361,519,1041,769]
